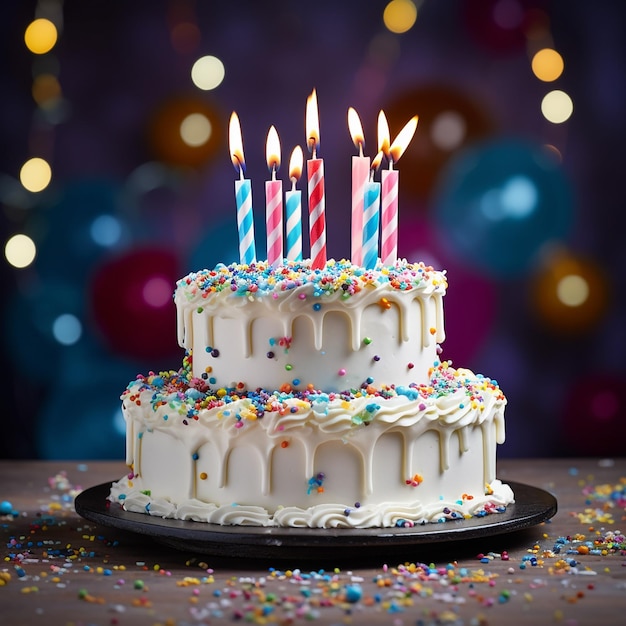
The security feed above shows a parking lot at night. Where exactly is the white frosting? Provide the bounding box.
[175,259,446,392]
[109,364,513,528]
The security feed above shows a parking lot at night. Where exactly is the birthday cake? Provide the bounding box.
[108,93,513,528]
[108,258,513,528]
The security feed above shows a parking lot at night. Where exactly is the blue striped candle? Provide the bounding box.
[362,180,380,270]
[285,187,302,261]
[285,145,303,261]
[229,112,256,265]
[235,178,256,265]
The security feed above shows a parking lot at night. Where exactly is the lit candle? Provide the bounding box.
[305,89,326,269]
[229,112,256,265]
[285,146,303,261]
[379,111,418,266]
[265,125,283,267]
[348,107,370,267]
[362,151,383,271]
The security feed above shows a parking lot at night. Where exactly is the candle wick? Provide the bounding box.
[290,178,296,191]
[272,166,277,182]
[234,155,245,180]
[389,158,394,171]
[359,142,364,158]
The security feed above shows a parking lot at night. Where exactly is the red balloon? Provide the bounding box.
[90,247,181,360]
[462,0,549,55]
[561,373,626,457]
[398,217,497,366]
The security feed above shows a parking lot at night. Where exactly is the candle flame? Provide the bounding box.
[289,145,303,181]
[347,107,365,151]
[389,115,419,163]
[265,125,281,172]
[377,110,390,158]
[306,89,320,153]
[229,111,245,172]
[371,150,384,171]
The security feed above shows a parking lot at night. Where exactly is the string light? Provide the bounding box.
[19,157,52,192]
[5,234,37,269]
[383,0,419,34]
[541,90,573,124]
[24,18,58,54]
[191,55,225,90]
[531,48,564,82]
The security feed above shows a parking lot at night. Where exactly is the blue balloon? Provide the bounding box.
[36,344,139,460]
[33,179,128,281]
[434,139,574,277]
[4,280,84,377]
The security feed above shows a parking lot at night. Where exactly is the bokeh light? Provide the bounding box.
[561,373,626,457]
[492,0,524,30]
[90,247,181,360]
[32,73,62,108]
[430,111,467,151]
[5,233,37,268]
[384,84,494,199]
[171,21,201,54]
[191,55,225,90]
[24,18,58,54]
[556,274,590,307]
[52,313,83,346]
[383,0,418,34]
[531,48,564,82]
[180,112,212,147]
[90,215,123,247]
[142,276,172,308]
[531,248,609,333]
[19,157,52,192]
[435,139,573,277]
[148,96,222,167]
[541,89,573,124]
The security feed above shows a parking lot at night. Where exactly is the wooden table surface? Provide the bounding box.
[1,458,624,625]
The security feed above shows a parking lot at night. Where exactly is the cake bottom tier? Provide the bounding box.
[108,363,514,528]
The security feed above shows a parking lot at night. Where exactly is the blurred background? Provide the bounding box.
[1,0,625,460]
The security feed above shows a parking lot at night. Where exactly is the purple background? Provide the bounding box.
[1,0,625,459]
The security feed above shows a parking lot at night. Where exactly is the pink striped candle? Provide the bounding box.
[229,112,256,265]
[378,111,419,266]
[380,167,399,266]
[265,125,283,267]
[348,107,369,266]
[306,89,326,269]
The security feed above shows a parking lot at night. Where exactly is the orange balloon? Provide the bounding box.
[530,248,610,334]
[382,84,495,202]
[147,95,223,168]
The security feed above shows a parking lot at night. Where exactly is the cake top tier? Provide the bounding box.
[175,258,447,303]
